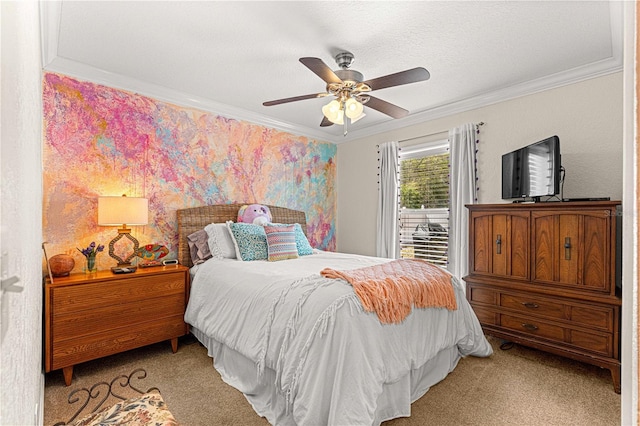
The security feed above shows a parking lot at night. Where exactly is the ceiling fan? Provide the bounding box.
[263,52,430,133]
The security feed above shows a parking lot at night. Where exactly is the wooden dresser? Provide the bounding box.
[465,201,621,393]
[44,265,190,385]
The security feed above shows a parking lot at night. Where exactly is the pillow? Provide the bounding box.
[187,229,212,265]
[227,221,268,261]
[204,223,237,259]
[264,225,299,261]
[268,223,314,256]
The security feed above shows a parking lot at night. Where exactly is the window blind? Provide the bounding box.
[398,141,449,267]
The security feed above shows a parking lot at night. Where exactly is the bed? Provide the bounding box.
[178,204,492,425]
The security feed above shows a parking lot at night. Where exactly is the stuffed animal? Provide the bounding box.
[237,204,272,226]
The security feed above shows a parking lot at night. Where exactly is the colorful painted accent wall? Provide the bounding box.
[43,73,336,272]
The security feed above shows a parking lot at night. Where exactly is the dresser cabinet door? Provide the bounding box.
[532,210,611,292]
[470,211,529,280]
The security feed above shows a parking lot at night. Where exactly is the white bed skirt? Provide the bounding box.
[191,326,463,425]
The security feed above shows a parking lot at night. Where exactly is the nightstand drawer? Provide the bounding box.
[51,273,185,314]
[52,293,185,343]
[51,315,185,370]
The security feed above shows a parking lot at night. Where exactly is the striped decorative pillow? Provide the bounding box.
[264,225,299,262]
[267,223,313,256]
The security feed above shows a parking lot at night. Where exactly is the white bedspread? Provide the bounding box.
[185,251,492,425]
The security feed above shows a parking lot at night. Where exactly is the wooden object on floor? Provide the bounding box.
[44,265,190,386]
[465,201,621,393]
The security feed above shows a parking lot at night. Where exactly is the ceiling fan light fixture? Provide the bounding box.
[322,99,344,124]
[345,97,364,119]
[350,112,366,123]
[331,109,345,125]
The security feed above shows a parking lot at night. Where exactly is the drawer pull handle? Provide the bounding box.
[564,237,571,260]
[496,234,502,255]
[521,323,539,331]
[521,302,539,309]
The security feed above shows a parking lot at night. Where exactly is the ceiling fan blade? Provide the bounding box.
[363,67,430,91]
[320,116,333,127]
[300,57,343,85]
[364,96,409,119]
[263,93,328,106]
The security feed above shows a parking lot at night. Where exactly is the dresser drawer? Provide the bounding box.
[498,313,613,357]
[469,305,498,326]
[468,285,614,332]
[500,293,565,320]
[500,313,565,341]
[467,286,498,305]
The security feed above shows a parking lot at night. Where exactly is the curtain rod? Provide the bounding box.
[397,121,485,144]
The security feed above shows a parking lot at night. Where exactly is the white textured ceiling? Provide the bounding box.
[41,1,623,143]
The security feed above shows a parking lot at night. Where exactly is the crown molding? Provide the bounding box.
[39,1,62,68]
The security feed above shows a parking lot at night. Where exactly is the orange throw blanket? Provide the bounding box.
[320,259,457,324]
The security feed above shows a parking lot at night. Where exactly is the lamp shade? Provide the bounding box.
[98,196,149,226]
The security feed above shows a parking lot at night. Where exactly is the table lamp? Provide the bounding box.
[98,195,149,270]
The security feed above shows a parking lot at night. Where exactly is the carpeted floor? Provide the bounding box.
[44,334,620,426]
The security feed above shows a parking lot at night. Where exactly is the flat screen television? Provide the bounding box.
[502,135,561,200]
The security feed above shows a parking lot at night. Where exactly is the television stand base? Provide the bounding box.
[512,196,542,204]
[562,197,610,202]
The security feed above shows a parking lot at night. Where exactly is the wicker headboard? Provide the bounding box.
[177,204,307,267]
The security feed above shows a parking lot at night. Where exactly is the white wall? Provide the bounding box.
[337,73,623,256]
[0,2,44,424]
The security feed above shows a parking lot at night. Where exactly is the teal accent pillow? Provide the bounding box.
[268,223,313,256]
[227,222,268,261]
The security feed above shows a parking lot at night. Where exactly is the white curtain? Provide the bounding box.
[376,141,400,258]
[448,123,478,282]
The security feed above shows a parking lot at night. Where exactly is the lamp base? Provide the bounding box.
[111,266,137,274]
[107,231,140,266]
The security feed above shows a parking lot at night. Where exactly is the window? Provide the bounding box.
[398,140,449,267]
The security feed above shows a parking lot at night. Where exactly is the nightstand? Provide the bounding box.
[44,265,190,386]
